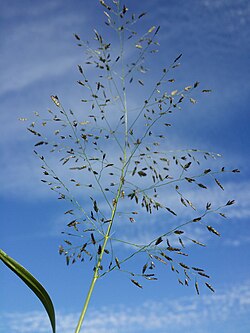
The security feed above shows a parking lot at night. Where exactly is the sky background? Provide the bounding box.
[1,0,250,332]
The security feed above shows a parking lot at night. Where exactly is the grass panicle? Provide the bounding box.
[21,1,239,332]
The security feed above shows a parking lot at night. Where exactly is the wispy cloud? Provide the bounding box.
[1,280,250,333]
[152,0,250,49]
[224,235,250,247]
[0,5,83,96]
[0,0,59,19]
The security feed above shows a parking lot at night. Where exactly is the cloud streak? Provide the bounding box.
[0,4,84,97]
[1,279,250,333]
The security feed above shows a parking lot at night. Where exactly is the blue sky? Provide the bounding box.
[1,0,250,332]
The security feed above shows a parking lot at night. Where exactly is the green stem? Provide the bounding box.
[74,272,98,333]
[74,4,128,331]
[74,177,124,333]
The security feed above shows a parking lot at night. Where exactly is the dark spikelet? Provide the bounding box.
[91,233,96,244]
[184,162,191,169]
[78,65,84,74]
[174,230,184,235]
[178,279,183,285]
[153,255,167,264]
[142,263,148,274]
[154,26,160,35]
[64,210,74,215]
[192,267,204,272]
[198,272,210,278]
[206,202,212,210]
[177,251,188,256]
[99,0,111,10]
[67,220,79,228]
[160,252,173,261]
[74,33,81,40]
[195,281,200,295]
[174,53,182,63]
[59,245,64,255]
[192,239,206,247]
[28,128,41,136]
[131,279,143,289]
[144,275,157,281]
[207,226,220,237]
[34,141,47,146]
[205,282,215,292]
[180,197,187,207]
[166,207,177,216]
[167,246,181,252]
[138,12,147,19]
[197,183,207,189]
[93,200,99,213]
[215,178,224,190]
[178,238,185,248]
[184,270,190,281]
[179,262,189,269]
[115,257,121,269]
[155,237,163,245]
[138,170,147,177]
[185,177,195,183]
[80,243,87,252]
[193,217,201,222]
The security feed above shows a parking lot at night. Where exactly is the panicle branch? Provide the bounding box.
[25,0,239,295]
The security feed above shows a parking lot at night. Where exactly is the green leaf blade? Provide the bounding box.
[0,249,56,333]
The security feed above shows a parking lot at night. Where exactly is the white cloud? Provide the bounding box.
[2,280,250,333]
[0,8,83,96]
[224,235,250,247]
[154,0,250,44]
[0,0,60,20]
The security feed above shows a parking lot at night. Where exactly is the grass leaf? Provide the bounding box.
[0,249,56,333]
